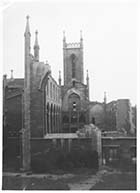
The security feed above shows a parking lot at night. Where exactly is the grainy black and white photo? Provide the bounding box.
[2,0,137,190]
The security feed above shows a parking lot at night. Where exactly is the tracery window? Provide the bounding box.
[71,54,76,78]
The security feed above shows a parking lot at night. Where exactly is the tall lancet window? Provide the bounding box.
[71,54,76,78]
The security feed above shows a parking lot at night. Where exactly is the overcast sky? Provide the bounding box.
[3,0,137,105]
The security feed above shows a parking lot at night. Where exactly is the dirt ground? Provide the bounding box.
[2,166,136,190]
[90,171,136,190]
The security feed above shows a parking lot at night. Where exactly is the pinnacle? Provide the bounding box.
[26,15,30,20]
[34,30,39,47]
[80,30,83,40]
[63,30,66,41]
[25,15,30,35]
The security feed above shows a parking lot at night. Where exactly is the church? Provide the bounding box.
[3,16,136,141]
[3,16,93,140]
[3,16,136,172]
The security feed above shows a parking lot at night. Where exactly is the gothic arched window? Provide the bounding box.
[71,54,76,78]
[68,93,80,111]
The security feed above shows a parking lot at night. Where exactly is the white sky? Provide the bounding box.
[2,0,138,105]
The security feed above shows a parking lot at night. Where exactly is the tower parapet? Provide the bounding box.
[66,42,81,49]
[63,31,83,49]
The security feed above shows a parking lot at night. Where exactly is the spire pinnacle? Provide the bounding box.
[46,60,49,65]
[10,69,14,80]
[86,69,89,90]
[34,30,39,61]
[24,15,31,36]
[59,70,61,85]
[63,30,66,41]
[3,74,7,80]
[59,70,61,78]
[80,30,83,48]
[80,30,83,40]
[34,30,39,47]
[63,30,66,48]
[86,70,89,80]
[86,70,89,100]
[104,91,107,104]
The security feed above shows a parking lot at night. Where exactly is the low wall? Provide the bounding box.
[4,135,136,172]
[102,137,136,147]
[3,130,102,172]
[31,137,100,153]
[30,135,101,172]
[102,137,136,166]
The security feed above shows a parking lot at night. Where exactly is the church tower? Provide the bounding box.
[61,31,89,133]
[63,31,84,85]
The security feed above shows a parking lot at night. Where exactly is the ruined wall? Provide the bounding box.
[89,103,104,129]
[30,61,50,137]
[116,99,135,135]
[6,95,22,137]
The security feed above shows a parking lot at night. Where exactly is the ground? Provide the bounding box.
[2,166,136,190]
[90,171,136,190]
